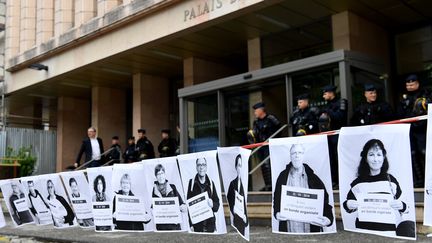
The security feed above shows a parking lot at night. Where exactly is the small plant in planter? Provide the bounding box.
[4,146,37,177]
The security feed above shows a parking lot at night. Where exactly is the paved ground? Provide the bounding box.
[0,216,431,243]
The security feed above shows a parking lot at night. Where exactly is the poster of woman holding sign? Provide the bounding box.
[0,179,34,227]
[269,135,336,234]
[87,167,114,232]
[60,171,94,228]
[338,124,416,240]
[142,157,189,232]
[21,177,52,225]
[177,150,226,234]
[218,147,251,241]
[45,176,76,228]
[112,163,153,232]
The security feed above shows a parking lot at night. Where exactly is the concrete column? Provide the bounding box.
[5,0,21,58]
[54,0,74,36]
[36,0,54,45]
[247,37,261,71]
[20,0,37,53]
[56,97,90,172]
[97,0,121,17]
[74,0,96,27]
[133,73,169,153]
[91,86,127,147]
[183,57,236,87]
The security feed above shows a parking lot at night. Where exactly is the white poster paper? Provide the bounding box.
[60,171,94,228]
[0,203,5,228]
[141,157,189,232]
[187,192,214,224]
[269,135,336,235]
[87,166,114,232]
[0,179,34,227]
[338,124,416,240]
[177,150,226,234]
[356,193,397,224]
[280,185,324,223]
[21,176,52,225]
[38,174,77,228]
[111,163,153,232]
[424,104,432,226]
[218,146,251,240]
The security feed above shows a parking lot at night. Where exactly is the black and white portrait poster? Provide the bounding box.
[338,124,416,240]
[0,179,34,227]
[218,146,251,241]
[38,174,77,228]
[60,171,94,228]
[269,135,336,235]
[111,163,153,232]
[86,166,114,232]
[424,104,432,226]
[0,201,5,228]
[177,150,227,234]
[142,157,189,232]
[20,176,52,225]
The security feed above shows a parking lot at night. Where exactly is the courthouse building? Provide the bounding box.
[3,0,432,172]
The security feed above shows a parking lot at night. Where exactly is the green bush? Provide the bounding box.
[3,146,37,177]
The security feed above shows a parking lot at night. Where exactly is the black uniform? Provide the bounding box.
[351,101,393,126]
[320,97,348,131]
[398,86,431,187]
[158,138,177,157]
[107,144,122,165]
[123,143,137,163]
[136,137,155,160]
[290,107,319,136]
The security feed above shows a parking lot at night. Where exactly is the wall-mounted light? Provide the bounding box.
[28,63,48,71]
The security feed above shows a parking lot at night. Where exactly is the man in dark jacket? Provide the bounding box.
[290,93,320,136]
[158,129,177,157]
[75,127,104,168]
[227,155,248,236]
[136,129,155,160]
[106,136,122,165]
[273,144,333,233]
[186,157,220,233]
[9,181,34,225]
[123,136,137,163]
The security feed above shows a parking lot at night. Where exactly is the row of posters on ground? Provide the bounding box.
[6,107,432,240]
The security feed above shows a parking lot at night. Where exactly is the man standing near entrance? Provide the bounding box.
[350,84,393,126]
[75,127,104,168]
[135,129,155,160]
[398,74,431,187]
[249,102,281,191]
[290,93,320,136]
[319,85,347,188]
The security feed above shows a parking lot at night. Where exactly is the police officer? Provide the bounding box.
[123,136,138,163]
[106,136,122,165]
[136,129,155,160]
[248,102,281,191]
[351,84,393,126]
[398,74,431,187]
[319,85,348,188]
[158,129,177,157]
[290,93,319,136]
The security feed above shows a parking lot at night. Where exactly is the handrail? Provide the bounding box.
[248,124,288,157]
[74,147,115,171]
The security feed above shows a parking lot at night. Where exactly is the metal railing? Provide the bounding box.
[74,147,116,170]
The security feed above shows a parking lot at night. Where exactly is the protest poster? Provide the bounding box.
[0,179,34,227]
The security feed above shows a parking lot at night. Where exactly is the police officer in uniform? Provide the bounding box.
[136,129,155,160]
[158,129,177,157]
[290,93,320,136]
[248,102,281,191]
[351,84,393,126]
[106,136,122,165]
[319,85,348,188]
[123,136,138,163]
[397,74,431,187]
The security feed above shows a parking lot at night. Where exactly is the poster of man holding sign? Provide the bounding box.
[21,176,52,225]
[177,150,226,234]
[218,147,251,241]
[111,163,153,232]
[338,124,416,240]
[0,179,34,227]
[424,104,432,227]
[142,157,189,232]
[269,135,336,234]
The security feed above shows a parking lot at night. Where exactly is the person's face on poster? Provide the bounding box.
[236,157,242,177]
[71,181,79,196]
[366,145,384,174]
[97,179,104,193]
[11,183,19,194]
[290,145,305,170]
[120,178,131,193]
[196,158,207,177]
[156,169,166,184]
[47,181,55,196]
[28,182,36,195]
